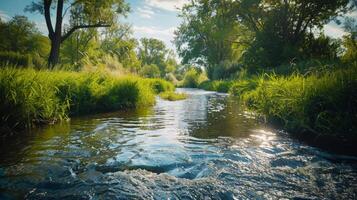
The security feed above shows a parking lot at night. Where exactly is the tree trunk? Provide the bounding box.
[47,0,64,68]
[48,36,61,68]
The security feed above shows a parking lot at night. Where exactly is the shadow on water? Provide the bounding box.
[0,88,356,199]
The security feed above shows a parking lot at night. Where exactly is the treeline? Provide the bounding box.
[0,0,186,133]
[0,0,183,81]
[175,0,357,80]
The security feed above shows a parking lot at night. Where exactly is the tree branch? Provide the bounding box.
[44,0,54,39]
[61,23,111,42]
[62,0,81,18]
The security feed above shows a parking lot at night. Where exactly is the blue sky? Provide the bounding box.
[0,0,353,52]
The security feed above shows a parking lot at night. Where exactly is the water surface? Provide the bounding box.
[0,88,356,199]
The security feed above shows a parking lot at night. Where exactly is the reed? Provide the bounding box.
[231,64,357,138]
[0,67,174,133]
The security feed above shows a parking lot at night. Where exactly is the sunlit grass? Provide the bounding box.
[159,91,187,101]
[198,80,233,93]
[0,67,174,132]
[231,63,357,138]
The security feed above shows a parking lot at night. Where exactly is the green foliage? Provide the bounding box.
[0,16,49,68]
[230,64,357,138]
[138,38,166,67]
[0,67,174,132]
[175,0,249,78]
[138,38,179,78]
[101,25,141,72]
[181,68,207,88]
[175,0,353,76]
[140,64,161,78]
[230,79,258,97]
[0,68,68,131]
[198,80,234,93]
[0,51,33,68]
[209,61,242,80]
[159,91,187,101]
[341,17,357,63]
[145,78,175,94]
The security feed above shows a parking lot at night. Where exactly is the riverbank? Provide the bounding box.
[194,63,357,150]
[1,88,356,199]
[0,68,174,134]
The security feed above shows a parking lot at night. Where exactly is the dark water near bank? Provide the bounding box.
[0,88,356,199]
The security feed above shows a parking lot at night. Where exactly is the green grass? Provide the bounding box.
[230,64,357,139]
[145,78,175,94]
[198,80,233,93]
[159,91,187,101]
[0,67,174,132]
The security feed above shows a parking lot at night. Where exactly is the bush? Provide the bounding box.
[140,64,161,78]
[198,80,233,93]
[0,51,33,67]
[181,68,207,88]
[145,78,175,94]
[0,68,173,133]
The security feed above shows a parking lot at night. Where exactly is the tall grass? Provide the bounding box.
[230,64,357,139]
[159,91,187,101]
[0,68,174,133]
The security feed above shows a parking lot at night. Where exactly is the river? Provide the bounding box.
[0,88,356,199]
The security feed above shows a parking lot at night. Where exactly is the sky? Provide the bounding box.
[0,0,188,51]
[0,0,353,53]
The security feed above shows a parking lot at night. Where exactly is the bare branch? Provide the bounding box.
[61,23,111,42]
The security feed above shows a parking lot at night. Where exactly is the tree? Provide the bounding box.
[26,0,129,67]
[175,0,352,76]
[101,24,141,72]
[140,64,161,78]
[237,0,351,68]
[0,15,50,67]
[0,15,40,53]
[342,17,357,62]
[174,0,251,79]
[138,38,168,76]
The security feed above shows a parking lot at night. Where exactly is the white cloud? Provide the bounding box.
[137,6,155,19]
[145,0,189,12]
[36,21,49,34]
[132,25,176,49]
[323,23,347,38]
[0,10,10,21]
[133,25,175,37]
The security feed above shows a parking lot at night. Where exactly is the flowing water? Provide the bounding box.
[0,88,356,199]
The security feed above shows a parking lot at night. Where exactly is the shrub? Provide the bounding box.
[0,51,33,67]
[181,68,207,88]
[145,78,175,94]
[198,80,233,93]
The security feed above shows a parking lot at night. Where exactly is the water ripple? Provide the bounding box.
[0,88,356,199]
